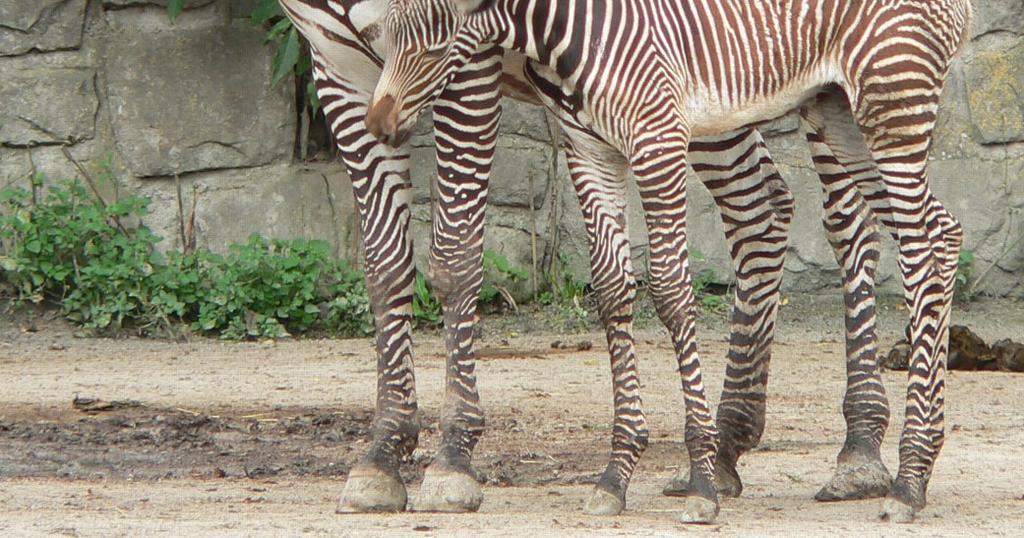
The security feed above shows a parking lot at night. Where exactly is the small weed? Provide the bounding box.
[545,253,591,325]
[412,272,443,328]
[955,249,975,302]
[693,270,729,312]
[479,250,529,310]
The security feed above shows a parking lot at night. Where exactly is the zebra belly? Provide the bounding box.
[685,63,842,137]
[687,83,824,137]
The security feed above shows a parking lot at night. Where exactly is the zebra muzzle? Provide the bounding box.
[366,95,409,147]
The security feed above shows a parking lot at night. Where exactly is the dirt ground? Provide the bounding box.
[1,295,1022,537]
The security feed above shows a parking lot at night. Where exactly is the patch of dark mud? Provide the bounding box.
[883,325,1024,372]
[0,406,374,480]
[0,407,603,488]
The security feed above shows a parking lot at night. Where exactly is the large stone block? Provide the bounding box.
[972,0,1024,38]
[932,157,1024,286]
[0,139,115,190]
[135,163,357,257]
[0,0,87,57]
[499,100,553,140]
[104,16,295,177]
[0,67,98,146]
[931,60,974,160]
[965,39,1024,145]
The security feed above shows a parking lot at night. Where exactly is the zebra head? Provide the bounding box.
[366,0,495,146]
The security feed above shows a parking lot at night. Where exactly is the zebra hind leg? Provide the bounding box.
[802,92,893,502]
[632,127,719,524]
[414,49,504,513]
[671,130,795,498]
[662,129,794,499]
[524,62,652,516]
[558,137,648,517]
[849,71,960,523]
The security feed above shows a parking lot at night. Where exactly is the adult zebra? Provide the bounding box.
[282,0,905,519]
[366,0,971,524]
[281,0,801,514]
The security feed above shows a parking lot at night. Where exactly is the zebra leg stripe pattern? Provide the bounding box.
[802,90,893,501]
[310,54,420,513]
[628,113,721,523]
[561,130,648,517]
[529,58,796,512]
[282,0,508,512]
[417,46,505,513]
[663,128,795,499]
[846,32,965,520]
[693,129,794,498]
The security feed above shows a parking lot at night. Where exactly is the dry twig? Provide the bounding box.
[60,147,130,237]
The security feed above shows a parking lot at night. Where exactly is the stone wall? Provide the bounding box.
[2,1,1022,298]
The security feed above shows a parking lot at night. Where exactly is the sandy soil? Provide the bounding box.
[1,295,1022,536]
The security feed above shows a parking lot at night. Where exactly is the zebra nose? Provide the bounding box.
[366,95,400,145]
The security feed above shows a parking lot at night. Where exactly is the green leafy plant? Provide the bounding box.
[688,249,728,311]
[1,177,174,330]
[321,264,375,337]
[412,272,443,327]
[955,249,975,302]
[479,250,529,309]
[0,177,377,339]
[167,0,186,22]
[194,236,331,338]
[541,253,591,323]
[694,271,728,310]
[547,253,588,304]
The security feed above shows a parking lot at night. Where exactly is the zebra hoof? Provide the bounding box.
[815,460,891,502]
[878,496,916,523]
[662,467,742,498]
[584,488,624,516]
[414,466,483,513]
[714,463,743,498]
[336,466,407,513]
[679,496,719,524]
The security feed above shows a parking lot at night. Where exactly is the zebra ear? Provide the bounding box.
[451,0,488,14]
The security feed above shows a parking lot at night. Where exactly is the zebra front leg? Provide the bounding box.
[414,49,504,513]
[560,138,648,517]
[802,94,893,502]
[633,127,719,524]
[663,129,794,499]
[313,64,420,514]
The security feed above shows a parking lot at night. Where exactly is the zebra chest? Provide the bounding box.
[280,0,385,92]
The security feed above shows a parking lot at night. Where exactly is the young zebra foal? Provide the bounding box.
[366,0,972,525]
